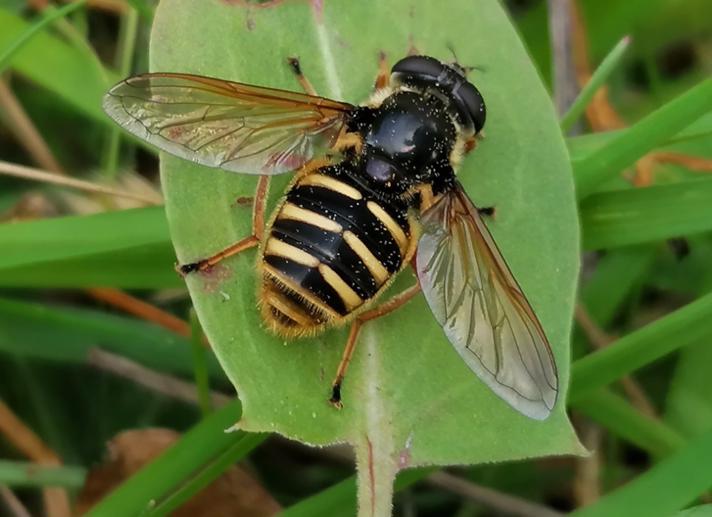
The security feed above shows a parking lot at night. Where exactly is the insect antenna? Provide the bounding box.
[445,42,487,75]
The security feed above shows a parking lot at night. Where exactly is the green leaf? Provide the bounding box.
[571,429,712,517]
[152,1,582,514]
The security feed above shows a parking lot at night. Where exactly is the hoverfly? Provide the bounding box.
[103,53,558,420]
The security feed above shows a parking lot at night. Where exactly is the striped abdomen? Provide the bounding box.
[260,162,412,336]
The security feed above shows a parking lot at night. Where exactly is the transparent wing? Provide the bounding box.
[415,184,558,420]
[102,72,355,175]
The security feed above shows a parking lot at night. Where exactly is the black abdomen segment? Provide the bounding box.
[260,162,411,334]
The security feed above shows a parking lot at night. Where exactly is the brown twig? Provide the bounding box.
[572,423,602,506]
[428,471,564,517]
[0,401,71,517]
[85,288,194,339]
[87,348,231,407]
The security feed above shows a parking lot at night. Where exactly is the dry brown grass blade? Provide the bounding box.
[570,1,626,131]
[0,160,162,205]
[571,0,707,186]
[0,485,33,517]
[547,0,579,116]
[0,79,64,174]
[572,422,602,507]
[0,401,71,517]
[634,152,712,186]
[87,348,230,406]
[428,471,564,517]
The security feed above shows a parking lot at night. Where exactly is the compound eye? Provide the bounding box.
[391,55,445,80]
[457,82,487,133]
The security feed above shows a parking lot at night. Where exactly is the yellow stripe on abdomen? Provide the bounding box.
[366,200,409,253]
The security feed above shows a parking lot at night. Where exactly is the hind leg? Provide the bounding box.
[178,174,270,274]
[329,283,421,408]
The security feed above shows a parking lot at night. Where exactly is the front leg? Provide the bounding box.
[287,56,318,96]
[373,51,390,91]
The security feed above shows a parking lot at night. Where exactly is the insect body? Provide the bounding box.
[103,54,558,420]
[262,157,413,335]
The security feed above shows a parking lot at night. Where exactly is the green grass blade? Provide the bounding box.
[572,390,685,458]
[0,297,226,383]
[573,78,712,198]
[571,429,712,517]
[0,460,86,488]
[85,401,263,517]
[126,0,154,21]
[0,206,177,288]
[570,291,712,401]
[580,179,712,250]
[0,8,117,123]
[560,36,631,133]
[0,206,166,269]
[0,0,87,74]
[102,5,140,178]
[145,432,267,516]
[580,246,657,325]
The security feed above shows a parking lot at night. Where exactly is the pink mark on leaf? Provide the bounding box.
[198,264,233,293]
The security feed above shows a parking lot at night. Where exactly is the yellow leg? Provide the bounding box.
[178,175,270,275]
[329,283,422,407]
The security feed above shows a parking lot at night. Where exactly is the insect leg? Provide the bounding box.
[373,51,390,90]
[178,175,270,275]
[329,283,422,408]
[287,57,318,96]
[464,130,486,155]
[477,206,496,217]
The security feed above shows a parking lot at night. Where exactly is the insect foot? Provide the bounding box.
[329,384,344,410]
[175,261,203,277]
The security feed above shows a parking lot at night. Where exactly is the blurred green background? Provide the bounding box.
[1,0,711,516]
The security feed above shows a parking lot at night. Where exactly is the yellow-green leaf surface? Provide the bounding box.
[153,1,583,513]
